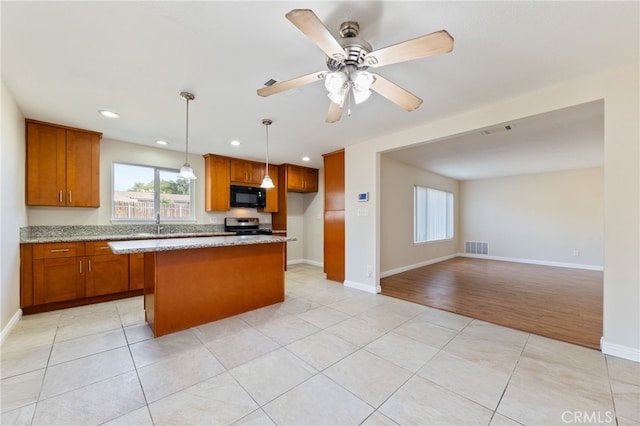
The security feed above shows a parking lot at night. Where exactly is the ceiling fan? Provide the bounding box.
[257,9,454,123]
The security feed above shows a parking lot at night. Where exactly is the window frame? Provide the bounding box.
[413,185,454,244]
[111,162,196,223]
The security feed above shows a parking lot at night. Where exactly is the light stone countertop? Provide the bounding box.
[108,234,295,254]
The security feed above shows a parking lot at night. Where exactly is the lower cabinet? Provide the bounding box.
[128,252,145,290]
[22,240,137,311]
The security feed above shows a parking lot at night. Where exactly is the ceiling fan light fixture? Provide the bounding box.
[327,90,346,106]
[351,70,374,92]
[324,71,347,93]
[352,87,372,105]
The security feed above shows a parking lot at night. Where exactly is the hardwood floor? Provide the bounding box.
[380,257,603,349]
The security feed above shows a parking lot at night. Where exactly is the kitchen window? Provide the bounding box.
[112,162,195,221]
[414,185,454,243]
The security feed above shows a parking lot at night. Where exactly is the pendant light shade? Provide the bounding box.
[178,91,197,180]
[260,119,275,189]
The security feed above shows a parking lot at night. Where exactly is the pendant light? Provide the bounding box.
[260,119,275,189]
[178,91,197,180]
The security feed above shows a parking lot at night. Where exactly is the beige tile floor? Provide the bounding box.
[1,264,639,425]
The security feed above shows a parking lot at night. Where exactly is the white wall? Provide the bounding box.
[460,167,604,268]
[1,80,27,336]
[345,64,639,361]
[380,156,459,275]
[303,168,324,267]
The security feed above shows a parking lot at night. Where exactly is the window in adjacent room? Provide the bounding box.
[112,162,195,221]
[414,185,454,243]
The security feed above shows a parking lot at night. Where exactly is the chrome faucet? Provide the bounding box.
[155,212,162,234]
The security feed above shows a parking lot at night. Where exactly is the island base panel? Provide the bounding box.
[145,243,285,337]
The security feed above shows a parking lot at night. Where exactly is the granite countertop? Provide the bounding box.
[20,231,235,244]
[108,235,295,254]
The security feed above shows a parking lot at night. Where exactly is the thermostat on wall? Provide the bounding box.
[357,192,369,202]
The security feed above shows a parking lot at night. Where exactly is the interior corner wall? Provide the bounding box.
[345,64,639,360]
[1,79,27,335]
[380,156,459,274]
[460,167,604,268]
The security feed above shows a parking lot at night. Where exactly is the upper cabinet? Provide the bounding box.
[230,158,265,186]
[203,154,279,212]
[26,119,101,207]
[203,154,231,211]
[285,164,318,193]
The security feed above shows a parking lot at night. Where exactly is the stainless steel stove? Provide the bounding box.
[224,217,272,235]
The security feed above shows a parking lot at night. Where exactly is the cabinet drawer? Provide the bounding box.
[85,240,115,256]
[33,242,85,259]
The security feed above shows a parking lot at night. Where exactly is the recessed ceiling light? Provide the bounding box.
[230,140,241,146]
[156,140,168,145]
[99,110,120,119]
[302,156,310,162]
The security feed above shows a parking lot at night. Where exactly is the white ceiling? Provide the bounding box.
[2,2,637,175]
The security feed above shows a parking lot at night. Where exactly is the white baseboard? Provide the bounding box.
[0,309,22,345]
[344,280,380,294]
[287,259,324,268]
[380,254,458,278]
[458,253,604,271]
[601,337,640,362]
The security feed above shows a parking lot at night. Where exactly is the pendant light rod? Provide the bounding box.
[260,118,275,189]
[180,91,195,164]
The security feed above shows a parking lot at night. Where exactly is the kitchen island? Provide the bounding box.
[109,235,294,337]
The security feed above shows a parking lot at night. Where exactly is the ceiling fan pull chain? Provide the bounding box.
[347,83,353,117]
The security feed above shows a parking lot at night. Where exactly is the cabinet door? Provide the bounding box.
[324,210,345,282]
[302,168,319,192]
[86,254,129,297]
[204,154,231,211]
[129,253,145,290]
[323,149,345,211]
[286,165,305,191]
[33,257,85,304]
[26,122,66,206]
[230,159,253,183]
[66,130,100,207]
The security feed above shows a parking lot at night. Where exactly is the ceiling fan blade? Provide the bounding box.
[370,74,423,112]
[257,71,326,97]
[363,30,454,68]
[326,100,343,123]
[286,9,346,63]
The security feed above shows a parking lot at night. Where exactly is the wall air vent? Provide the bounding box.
[465,241,489,255]
[481,125,512,136]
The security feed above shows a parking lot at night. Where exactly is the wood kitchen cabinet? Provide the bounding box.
[203,154,231,211]
[204,154,279,212]
[323,149,345,282]
[32,242,86,305]
[26,119,101,207]
[285,164,318,192]
[84,241,129,297]
[21,240,137,313]
[230,158,265,185]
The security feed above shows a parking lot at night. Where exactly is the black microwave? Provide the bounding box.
[230,185,266,208]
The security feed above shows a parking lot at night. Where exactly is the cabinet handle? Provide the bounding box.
[69,191,72,204]
[50,248,70,253]
[99,246,110,250]
[88,260,92,273]
[59,190,63,203]
[79,260,83,273]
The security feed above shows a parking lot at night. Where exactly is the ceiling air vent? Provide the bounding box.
[481,125,512,136]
